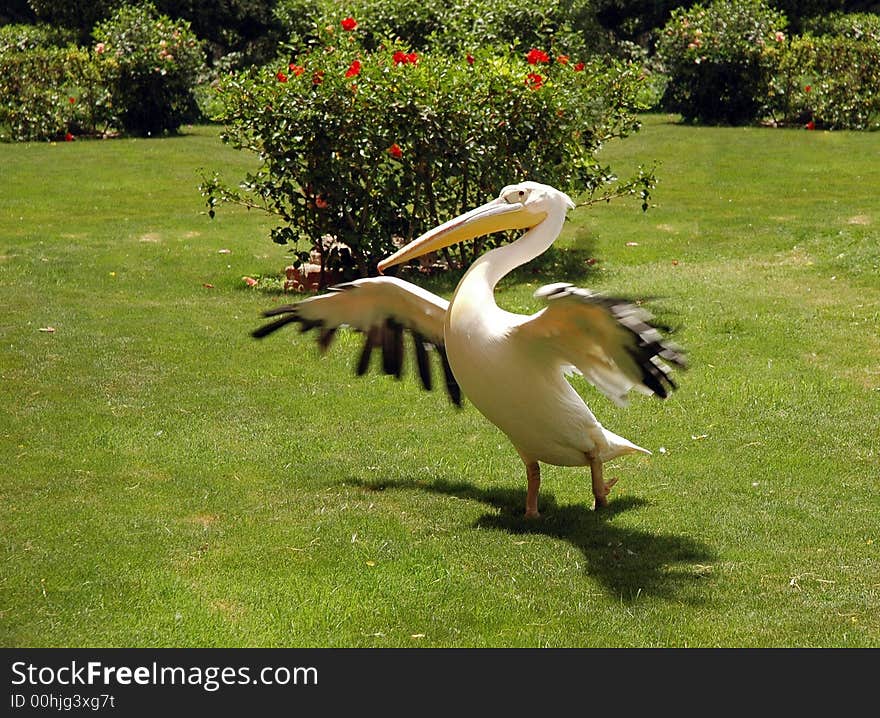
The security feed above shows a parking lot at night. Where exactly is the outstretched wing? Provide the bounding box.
[513,282,686,407]
[252,276,461,406]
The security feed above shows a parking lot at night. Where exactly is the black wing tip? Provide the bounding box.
[624,340,685,400]
[437,345,463,407]
[260,304,300,318]
[251,305,328,342]
[381,318,405,379]
[599,295,686,399]
[251,312,300,339]
[411,331,433,392]
[356,327,378,375]
[318,327,337,353]
[353,324,462,406]
[252,298,462,406]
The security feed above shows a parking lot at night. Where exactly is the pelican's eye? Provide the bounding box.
[503,188,529,204]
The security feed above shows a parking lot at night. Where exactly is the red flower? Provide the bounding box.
[345,60,361,78]
[64,132,74,142]
[276,71,288,82]
[393,51,418,65]
[466,54,475,66]
[526,72,544,90]
[556,55,569,65]
[341,17,357,31]
[289,63,305,76]
[387,143,403,159]
[573,62,585,72]
[804,84,811,93]
[312,70,325,85]
[68,96,76,104]
[805,121,816,130]
[315,195,329,209]
[526,48,550,65]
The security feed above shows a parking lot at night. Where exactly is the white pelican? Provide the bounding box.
[254,182,685,517]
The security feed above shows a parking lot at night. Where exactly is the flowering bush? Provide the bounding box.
[656,0,787,124]
[433,0,606,57]
[274,0,609,57]
[0,26,113,142]
[203,23,653,283]
[92,3,206,136]
[767,33,880,130]
[1,46,79,141]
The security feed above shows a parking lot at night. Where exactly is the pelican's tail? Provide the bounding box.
[598,429,651,462]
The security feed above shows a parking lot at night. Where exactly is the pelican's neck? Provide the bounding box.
[456,210,565,300]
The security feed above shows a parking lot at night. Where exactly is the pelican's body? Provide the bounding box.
[255,182,684,516]
[443,191,647,472]
[446,293,641,468]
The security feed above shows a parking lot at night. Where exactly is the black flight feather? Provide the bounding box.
[543,284,686,399]
[382,319,404,379]
[252,291,462,406]
[357,326,380,376]
[318,326,337,353]
[412,332,432,391]
[437,345,462,407]
[252,311,301,339]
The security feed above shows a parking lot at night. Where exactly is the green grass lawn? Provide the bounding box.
[1,117,878,647]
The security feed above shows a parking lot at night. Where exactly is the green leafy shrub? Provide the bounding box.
[0,23,77,52]
[656,0,787,124]
[203,23,653,282]
[616,39,667,109]
[273,0,610,57]
[272,0,325,49]
[336,0,446,51]
[27,0,283,64]
[767,33,880,130]
[0,26,112,142]
[92,3,206,136]
[25,0,121,44]
[1,46,78,141]
[803,11,880,43]
[431,0,609,57]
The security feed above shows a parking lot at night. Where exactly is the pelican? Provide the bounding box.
[254,182,685,517]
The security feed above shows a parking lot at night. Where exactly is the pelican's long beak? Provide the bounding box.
[377,199,545,273]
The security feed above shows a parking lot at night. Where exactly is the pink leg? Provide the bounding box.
[590,457,618,509]
[525,462,541,518]
[517,450,541,518]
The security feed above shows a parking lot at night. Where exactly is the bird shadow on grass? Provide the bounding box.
[347,477,716,604]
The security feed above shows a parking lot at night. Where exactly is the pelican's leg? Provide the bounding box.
[525,462,541,518]
[517,450,541,519]
[590,457,618,509]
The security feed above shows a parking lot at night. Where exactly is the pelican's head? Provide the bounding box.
[377,181,575,273]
